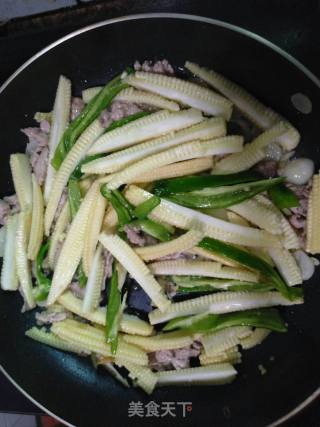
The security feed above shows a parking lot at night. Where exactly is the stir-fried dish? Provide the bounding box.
[1,59,319,393]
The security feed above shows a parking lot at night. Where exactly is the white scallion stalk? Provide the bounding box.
[148,291,303,325]
[82,244,104,313]
[99,233,171,312]
[156,363,237,386]
[107,136,243,190]
[44,75,72,202]
[125,185,280,248]
[125,71,233,119]
[88,108,204,155]
[1,215,19,291]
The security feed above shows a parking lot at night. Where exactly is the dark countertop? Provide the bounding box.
[0,1,319,425]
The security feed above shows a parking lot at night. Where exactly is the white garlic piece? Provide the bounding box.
[293,250,315,281]
[281,158,314,185]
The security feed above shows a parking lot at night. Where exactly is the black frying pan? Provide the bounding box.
[0,14,320,427]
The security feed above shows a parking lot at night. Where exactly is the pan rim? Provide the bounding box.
[0,12,319,427]
[1,13,319,94]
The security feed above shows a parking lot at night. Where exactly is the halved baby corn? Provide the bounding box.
[187,246,239,267]
[107,136,243,190]
[228,198,282,235]
[47,183,99,305]
[16,210,35,309]
[82,86,101,103]
[44,75,71,202]
[240,328,270,350]
[82,191,107,276]
[99,233,170,311]
[201,326,251,356]
[122,332,194,352]
[135,229,204,261]
[133,157,213,183]
[256,194,300,250]
[115,87,180,111]
[58,291,153,336]
[45,119,104,235]
[185,61,300,150]
[1,214,19,291]
[125,71,233,119]
[27,175,44,260]
[52,319,148,366]
[102,205,119,231]
[10,153,33,211]
[48,201,70,269]
[148,259,259,282]
[280,216,301,250]
[213,122,290,174]
[200,348,242,365]
[0,226,5,257]
[82,244,105,313]
[268,247,302,286]
[83,86,181,113]
[306,174,320,254]
[115,358,157,394]
[88,108,204,155]
[26,326,87,355]
[82,117,225,174]
[34,111,52,123]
